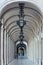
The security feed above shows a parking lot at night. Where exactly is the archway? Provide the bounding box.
[0,1,42,65]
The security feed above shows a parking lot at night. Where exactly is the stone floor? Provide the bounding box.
[8,59,38,65]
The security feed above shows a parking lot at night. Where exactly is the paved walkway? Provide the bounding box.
[8,59,38,65]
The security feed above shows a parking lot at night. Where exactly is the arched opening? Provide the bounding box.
[16,40,27,58]
[0,1,42,65]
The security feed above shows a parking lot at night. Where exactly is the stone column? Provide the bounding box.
[1,19,4,65]
[8,36,10,63]
[0,20,2,65]
[6,34,9,65]
[4,28,7,65]
[40,19,43,65]
[39,23,42,65]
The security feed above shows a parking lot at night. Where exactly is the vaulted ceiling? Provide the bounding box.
[0,2,42,42]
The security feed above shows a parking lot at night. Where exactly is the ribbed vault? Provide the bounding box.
[0,1,42,42]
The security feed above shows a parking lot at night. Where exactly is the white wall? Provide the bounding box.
[4,31,15,65]
[27,36,41,65]
[8,37,14,63]
[7,36,15,64]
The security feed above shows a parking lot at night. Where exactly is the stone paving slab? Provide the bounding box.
[8,59,38,65]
